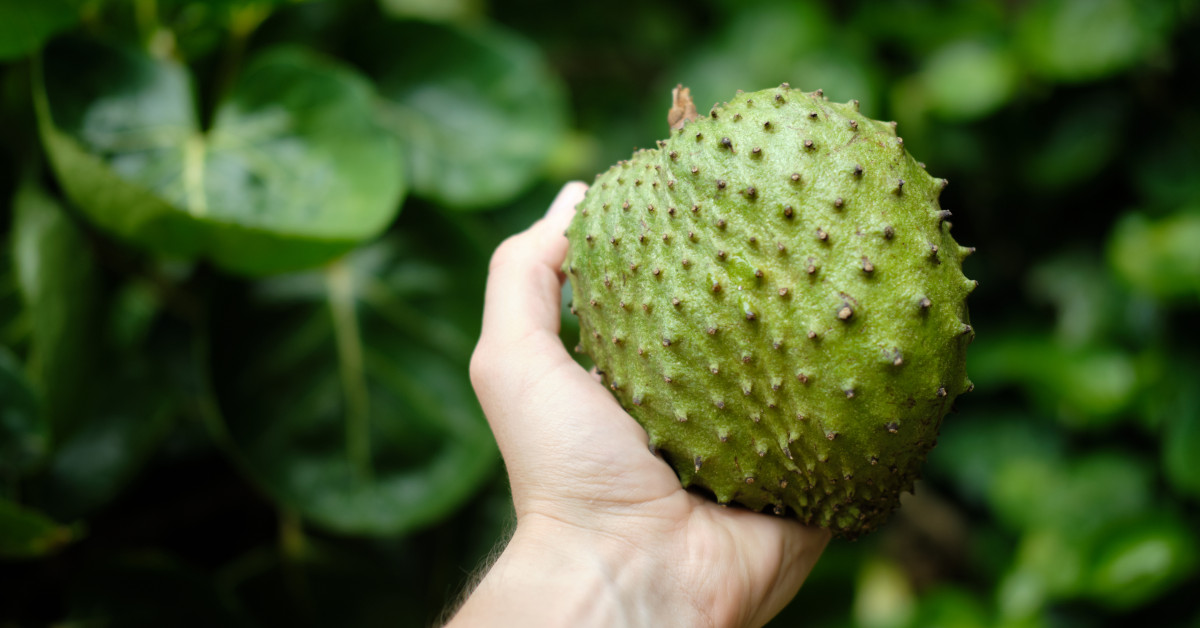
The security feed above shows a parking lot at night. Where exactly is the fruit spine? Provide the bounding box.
[563,85,975,538]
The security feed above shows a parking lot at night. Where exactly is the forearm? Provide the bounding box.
[446,517,709,628]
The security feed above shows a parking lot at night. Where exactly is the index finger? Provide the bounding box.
[477,181,588,356]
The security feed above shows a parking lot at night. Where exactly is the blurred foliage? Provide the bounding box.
[1,0,1199,625]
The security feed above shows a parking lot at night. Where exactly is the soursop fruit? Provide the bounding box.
[563,85,976,539]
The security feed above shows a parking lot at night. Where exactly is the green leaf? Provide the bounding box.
[1087,511,1198,609]
[969,331,1141,428]
[989,451,1153,534]
[1017,0,1174,82]
[37,364,176,519]
[366,21,566,210]
[36,38,405,276]
[0,0,80,60]
[853,559,915,628]
[906,588,989,628]
[672,3,880,116]
[0,495,78,558]
[12,182,99,436]
[1108,209,1200,301]
[0,345,46,478]
[997,528,1091,619]
[1021,97,1126,190]
[917,39,1019,121]
[217,227,496,535]
[1025,252,1126,347]
[928,413,1064,506]
[378,0,484,22]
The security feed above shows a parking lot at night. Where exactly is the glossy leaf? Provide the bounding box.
[379,0,483,22]
[0,496,78,558]
[1017,0,1173,82]
[0,0,79,60]
[218,226,496,536]
[367,21,566,209]
[672,3,880,115]
[1109,209,1200,301]
[1088,512,1198,609]
[918,39,1018,121]
[997,528,1090,619]
[36,38,405,276]
[37,363,177,519]
[12,183,98,436]
[905,588,989,628]
[928,413,1064,506]
[989,451,1153,534]
[1025,253,1125,347]
[969,331,1140,427]
[0,345,45,477]
[1022,97,1126,190]
[853,559,915,628]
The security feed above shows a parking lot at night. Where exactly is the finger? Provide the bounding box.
[750,522,830,627]
[478,181,587,354]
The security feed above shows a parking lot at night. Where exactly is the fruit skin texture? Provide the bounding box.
[563,85,975,539]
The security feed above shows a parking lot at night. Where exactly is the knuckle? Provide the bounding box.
[468,342,493,392]
[488,233,530,274]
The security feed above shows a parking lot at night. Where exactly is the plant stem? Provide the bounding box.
[326,260,372,480]
[203,4,270,131]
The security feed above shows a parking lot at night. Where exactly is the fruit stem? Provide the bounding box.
[668,84,699,131]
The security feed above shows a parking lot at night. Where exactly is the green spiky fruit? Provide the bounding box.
[562,85,976,539]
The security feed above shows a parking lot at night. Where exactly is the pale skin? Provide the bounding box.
[453,182,830,628]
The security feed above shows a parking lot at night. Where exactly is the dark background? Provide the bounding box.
[1,0,1198,626]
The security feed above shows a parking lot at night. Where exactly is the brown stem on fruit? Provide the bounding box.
[669,84,700,130]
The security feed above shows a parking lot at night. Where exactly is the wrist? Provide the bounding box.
[449,514,710,627]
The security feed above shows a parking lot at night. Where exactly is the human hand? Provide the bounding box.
[455,182,830,628]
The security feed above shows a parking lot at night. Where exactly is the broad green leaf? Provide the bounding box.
[848,0,1007,58]
[12,183,98,436]
[928,413,1064,506]
[0,345,46,477]
[969,331,1140,427]
[1025,253,1125,347]
[1108,209,1200,301]
[0,0,80,60]
[672,3,880,116]
[37,363,176,519]
[0,496,78,558]
[217,225,496,535]
[1016,0,1173,82]
[36,38,405,276]
[997,528,1090,619]
[366,21,566,209]
[989,451,1153,534]
[918,39,1018,121]
[1022,97,1126,190]
[905,588,989,628]
[379,0,484,22]
[1087,512,1198,609]
[853,559,914,628]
